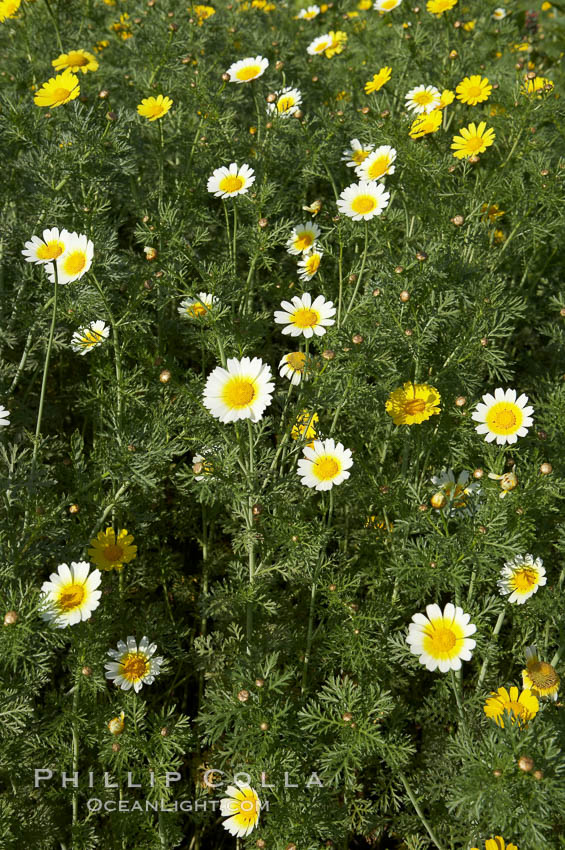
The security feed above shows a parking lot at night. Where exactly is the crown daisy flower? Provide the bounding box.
[488,466,518,498]
[342,139,375,168]
[471,388,533,445]
[430,469,480,516]
[105,636,164,693]
[291,410,319,443]
[492,7,507,19]
[451,121,495,159]
[107,711,125,735]
[498,554,546,605]
[456,75,492,106]
[409,109,443,138]
[522,646,560,701]
[207,163,255,198]
[405,85,442,114]
[355,145,397,181]
[286,222,321,255]
[296,4,320,19]
[193,5,216,23]
[178,293,219,318]
[481,203,505,222]
[22,228,71,265]
[364,66,392,94]
[483,686,539,728]
[71,320,110,355]
[274,292,335,338]
[226,56,269,83]
[137,94,173,121]
[406,603,476,672]
[297,250,323,282]
[220,781,261,837]
[522,76,554,96]
[297,438,353,491]
[307,33,333,55]
[88,528,137,572]
[34,69,80,108]
[426,0,457,14]
[40,561,102,628]
[0,406,10,428]
[0,0,22,22]
[279,351,308,385]
[439,89,455,108]
[45,232,94,284]
[267,87,302,117]
[385,382,441,425]
[52,49,99,74]
[325,30,347,58]
[203,357,274,424]
[472,840,517,850]
[337,181,390,220]
[374,0,402,9]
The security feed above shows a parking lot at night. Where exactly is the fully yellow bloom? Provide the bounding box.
[291,410,318,443]
[52,49,99,74]
[137,94,173,121]
[471,839,518,850]
[385,382,441,425]
[456,75,492,106]
[111,12,133,39]
[325,30,347,58]
[0,0,21,21]
[439,89,454,108]
[193,5,216,23]
[88,528,137,572]
[522,76,554,96]
[34,70,80,108]
[451,121,495,159]
[426,0,457,14]
[364,66,392,94]
[483,686,539,728]
[481,203,505,222]
[409,109,442,139]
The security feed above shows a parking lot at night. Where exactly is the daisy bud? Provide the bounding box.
[265,122,272,129]
[82,666,92,677]
[430,561,437,568]
[260,722,269,730]
[112,742,121,752]
[541,169,549,176]
[449,50,458,59]
[255,678,264,688]
[237,689,250,702]
[518,755,534,772]
[373,288,381,296]
[312,76,319,82]
[161,727,169,736]
[352,334,363,344]
[266,93,276,103]
[416,251,427,261]
[258,218,268,228]
[221,73,230,81]
[291,535,299,542]
[399,290,410,302]
[192,462,203,475]
[451,215,465,226]
[128,445,136,452]
[455,396,466,407]
[322,350,335,360]
[275,61,284,71]
[469,155,480,164]
[4,611,18,626]
[430,492,447,509]
[329,584,337,591]
[493,769,502,777]
[527,71,536,80]
[405,329,413,336]
[448,165,456,173]
[380,109,390,118]
[286,845,297,850]
[537,430,547,439]
[479,525,487,533]
[418,504,428,512]
[99,89,109,99]
[480,337,489,346]
[252,504,262,516]
[69,503,80,514]
[454,19,461,27]
[380,485,389,493]
[256,841,266,849]
[540,463,552,475]
[361,107,369,114]
[342,712,353,722]
[533,770,544,780]
[106,111,117,121]
[159,369,172,384]
[293,110,303,119]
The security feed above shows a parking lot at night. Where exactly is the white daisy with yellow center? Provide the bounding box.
[203,357,274,423]
[337,180,390,221]
[492,7,507,19]
[279,351,308,385]
[105,636,164,693]
[220,781,261,837]
[267,87,302,117]
[355,145,397,181]
[71,320,109,355]
[46,232,94,284]
[306,33,333,55]
[498,554,546,604]
[296,4,320,19]
[298,249,323,281]
[297,438,353,491]
[226,56,269,83]
[286,222,321,255]
[274,292,336,338]
[374,0,402,10]
[207,163,255,198]
[405,85,442,114]
[406,602,477,672]
[178,292,219,318]
[40,561,102,628]
[522,645,560,701]
[341,138,375,168]
[22,227,71,265]
[471,388,533,445]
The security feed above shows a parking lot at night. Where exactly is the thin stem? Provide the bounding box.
[42,0,64,53]
[343,220,369,323]
[336,222,344,328]
[450,669,463,717]
[476,609,506,692]
[71,676,80,827]
[302,490,333,693]
[32,270,59,466]
[223,201,232,263]
[246,419,255,654]
[232,203,238,271]
[91,274,123,430]
[399,773,446,850]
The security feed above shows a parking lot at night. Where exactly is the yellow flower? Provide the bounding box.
[137,94,173,121]
[462,19,475,30]
[111,12,133,39]
[325,30,347,58]
[34,70,80,108]
[451,121,495,159]
[0,0,21,21]
[364,66,392,94]
[493,229,505,244]
[365,515,394,532]
[521,76,554,96]
[426,0,457,15]
[409,109,442,138]
[385,382,441,425]
[471,839,518,850]
[456,75,492,106]
[522,646,560,701]
[192,3,215,21]
[541,1,552,9]
[483,686,539,728]
[481,203,505,222]
[439,89,454,108]
[93,40,110,53]
[291,410,319,443]
[107,711,125,735]
[357,0,372,7]
[88,527,137,572]
[52,49,99,74]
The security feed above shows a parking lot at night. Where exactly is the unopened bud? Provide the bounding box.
[493,769,502,777]
[237,689,249,702]
[533,770,544,780]
[159,369,171,384]
[4,611,18,626]
[540,463,552,475]
[394,265,404,274]
[266,93,276,103]
[473,468,483,479]
[161,727,169,736]
[431,492,446,509]
[322,350,335,360]
[69,503,79,514]
[275,60,284,71]
[518,755,534,772]
[255,678,264,688]
[352,334,363,344]
[222,73,230,81]
[99,89,109,99]
[400,290,410,302]
[455,396,466,407]
[342,712,353,722]
[82,666,92,677]
[112,742,121,752]
[258,217,268,228]
[451,215,464,226]
[416,251,427,261]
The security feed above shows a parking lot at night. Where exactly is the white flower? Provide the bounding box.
[498,554,546,605]
[202,357,274,424]
[105,636,164,693]
[0,406,10,428]
[405,84,442,114]
[430,469,480,517]
[306,34,332,55]
[354,145,397,182]
[337,181,390,220]
[406,603,477,672]
[71,320,109,355]
[45,232,94,284]
[286,222,321,255]
[267,87,302,117]
[471,388,534,445]
[274,292,335,338]
[279,351,309,385]
[178,292,219,318]
[296,5,320,19]
[220,781,261,837]
[207,163,255,198]
[225,56,269,83]
[374,0,402,10]
[341,138,374,168]
[297,438,353,491]
[297,250,323,282]
[22,227,71,265]
[40,561,101,628]
[492,7,507,20]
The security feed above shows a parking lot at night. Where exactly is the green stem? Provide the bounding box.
[450,668,464,718]
[476,609,506,692]
[91,274,123,430]
[32,269,59,466]
[336,222,344,328]
[42,0,64,53]
[71,677,80,828]
[246,419,255,654]
[232,203,238,271]
[399,773,446,850]
[301,490,333,693]
[343,220,369,323]
[223,201,232,263]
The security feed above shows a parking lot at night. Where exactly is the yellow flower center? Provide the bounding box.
[314,456,340,480]
[506,700,527,719]
[367,155,390,180]
[67,52,89,66]
[352,149,369,164]
[292,307,319,328]
[58,583,85,610]
[277,95,295,112]
[36,240,65,260]
[122,653,148,681]
[236,65,261,81]
[104,543,124,563]
[313,41,329,53]
[305,255,320,274]
[219,175,244,193]
[414,90,435,106]
[485,401,522,434]
[223,377,256,408]
[80,330,103,348]
[351,194,377,214]
[404,398,426,415]
[147,104,165,118]
[63,251,87,276]
[187,302,208,317]
[293,232,314,251]
[303,9,317,17]
[286,351,306,371]
[511,567,538,592]
[429,626,456,652]
[466,84,483,100]
[527,660,559,690]
[381,0,397,8]
[52,87,71,101]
